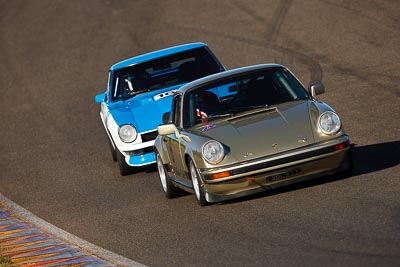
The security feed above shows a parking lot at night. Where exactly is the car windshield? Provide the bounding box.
[110,47,222,102]
[183,67,309,128]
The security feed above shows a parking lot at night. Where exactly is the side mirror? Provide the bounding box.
[162,112,171,124]
[157,124,176,136]
[95,93,106,103]
[309,82,325,99]
[157,124,191,143]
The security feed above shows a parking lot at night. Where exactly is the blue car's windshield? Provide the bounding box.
[183,67,309,128]
[110,47,222,102]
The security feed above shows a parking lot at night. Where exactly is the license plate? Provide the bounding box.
[266,168,301,183]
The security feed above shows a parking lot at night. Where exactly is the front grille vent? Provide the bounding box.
[141,130,158,142]
[126,147,154,156]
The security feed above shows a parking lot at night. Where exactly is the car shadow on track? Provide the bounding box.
[350,141,400,176]
[223,140,400,205]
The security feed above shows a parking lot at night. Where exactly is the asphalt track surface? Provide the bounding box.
[0,1,399,266]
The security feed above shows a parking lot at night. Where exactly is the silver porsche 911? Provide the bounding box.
[154,64,353,206]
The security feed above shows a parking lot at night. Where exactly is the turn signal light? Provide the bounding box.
[212,171,231,179]
[333,142,348,151]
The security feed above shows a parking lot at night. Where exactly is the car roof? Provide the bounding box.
[178,63,285,94]
[110,42,208,71]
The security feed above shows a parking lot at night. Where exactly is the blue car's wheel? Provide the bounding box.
[107,136,117,162]
[116,148,136,176]
[189,159,208,206]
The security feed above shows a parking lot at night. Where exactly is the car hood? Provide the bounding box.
[110,88,175,132]
[193,100,315,161]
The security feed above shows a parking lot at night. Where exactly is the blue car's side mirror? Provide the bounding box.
[95,93,106,103]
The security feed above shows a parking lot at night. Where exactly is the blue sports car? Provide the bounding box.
[95,43,225,175]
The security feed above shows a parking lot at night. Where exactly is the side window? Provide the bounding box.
[171,94,182,127]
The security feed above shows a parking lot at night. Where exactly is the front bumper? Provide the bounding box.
[121,141,156,167]
[126,151,156,166]
[199,135,352,203]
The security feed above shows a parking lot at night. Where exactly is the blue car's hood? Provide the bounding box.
[109,88,175,132]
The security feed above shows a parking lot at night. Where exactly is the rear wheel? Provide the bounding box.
[116,149,136,176]
[189,159,208,206]
[156,153,181,198]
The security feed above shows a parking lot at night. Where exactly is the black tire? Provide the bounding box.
[116,148,136,176]
[189,159,208,206]
[107,136,117,162]
[343,149,354,176]
[156,153,181,198]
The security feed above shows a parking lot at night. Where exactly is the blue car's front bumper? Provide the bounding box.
[127,151,156,166]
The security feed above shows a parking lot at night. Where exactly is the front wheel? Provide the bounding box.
[116,149,136,176]
[107,136,117,162]
[189,159,208,206]
[156,153,181,198]
[342,149,354,176]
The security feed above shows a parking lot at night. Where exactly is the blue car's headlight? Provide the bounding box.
[118,124,137,143]
[318,111,341,135]
[202,140,224,164]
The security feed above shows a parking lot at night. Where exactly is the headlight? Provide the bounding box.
[202,140,224,164]
[318,111,341,135]
[118,124,137,143]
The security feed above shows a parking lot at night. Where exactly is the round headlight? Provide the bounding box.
[318,111,341,135]
[202,140,224,164]
[118,124,137,143]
